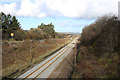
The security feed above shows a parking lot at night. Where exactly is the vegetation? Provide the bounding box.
[2,38,71,78]
[80,16,120,54]
[1,12,72,78]
[72,15,120,79]
[38,23,56,38]
[0,12,66,41]
[0,12,21,40]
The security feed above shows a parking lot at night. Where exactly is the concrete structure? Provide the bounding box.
[118,1,120,20]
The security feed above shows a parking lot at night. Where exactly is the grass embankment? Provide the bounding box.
[71,16,120,79]
[71,46,119,79]
[2,38,71,78]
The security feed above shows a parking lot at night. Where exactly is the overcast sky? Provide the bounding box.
[0,0,119,32]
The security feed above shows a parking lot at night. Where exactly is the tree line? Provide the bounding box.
[0,12,65,41]
[80,15,120,55]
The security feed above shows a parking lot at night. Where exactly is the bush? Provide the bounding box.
[14,30,26,41]
[80,15,120,54]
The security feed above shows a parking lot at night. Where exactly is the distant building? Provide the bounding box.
[118,1,120,20]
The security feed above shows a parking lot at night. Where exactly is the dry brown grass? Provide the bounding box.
[72,46,119,79]
[2,38,71,78]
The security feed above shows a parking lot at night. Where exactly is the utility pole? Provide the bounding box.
[75,43,77,65]
[30,40,32,65]
[30,40,35,66]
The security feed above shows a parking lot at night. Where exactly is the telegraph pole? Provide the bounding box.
[75,42,77,65]
[30,40,34,65]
